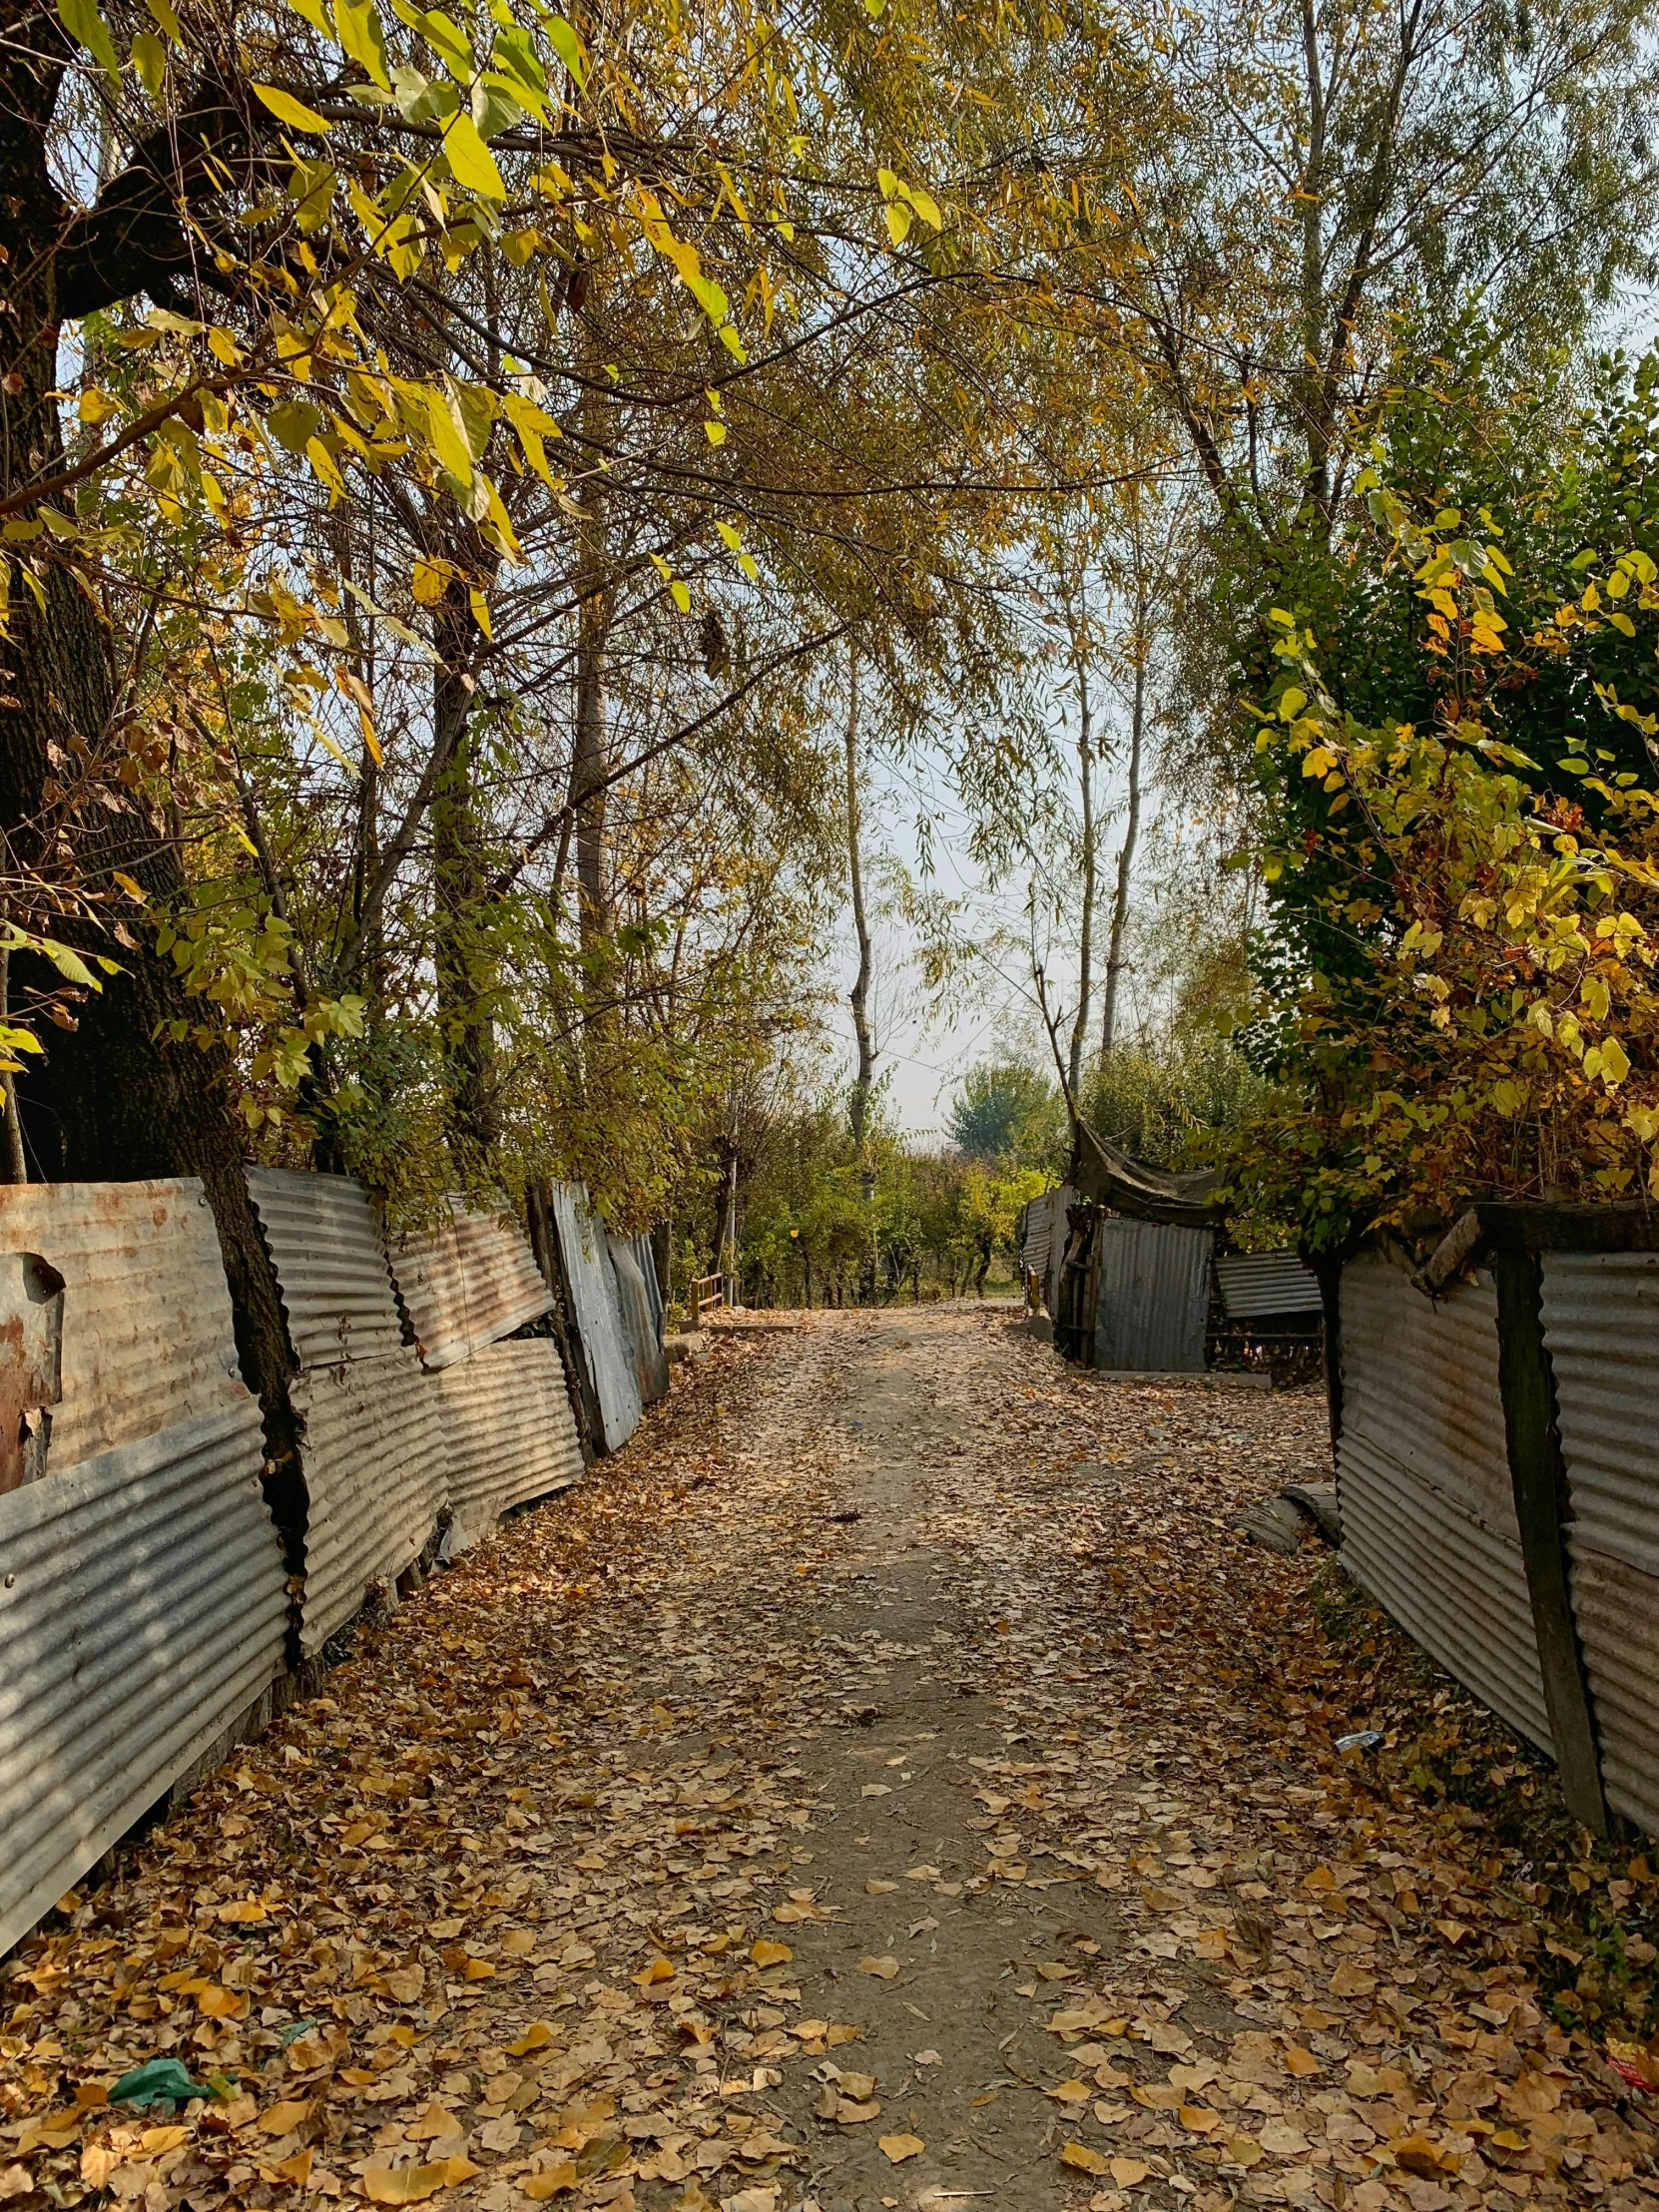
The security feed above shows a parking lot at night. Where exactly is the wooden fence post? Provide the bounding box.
[1492,1245,1608,1837]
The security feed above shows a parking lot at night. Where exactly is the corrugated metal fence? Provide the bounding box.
[0,1169,668,1954]
[1335,1210,1659,1839]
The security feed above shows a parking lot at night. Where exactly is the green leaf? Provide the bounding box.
[333,0,391,88]
[44,942,101,990]
[57,0,119,76]
[442,110,505,198]
[131,28,165,91]
[542,12,586,87]
[252,81,333,132]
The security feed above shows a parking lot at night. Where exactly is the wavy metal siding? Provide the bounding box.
[610,1232,669,1405]
[1216,1251,1322,1319]
[1540,1250,1659,1831]
[293,1349,446,1652]
[1094,1219,1212,1373]
[1338,1251,1551,1750]
[389,1204,552,1373]
[550,1184,640,1453]
[246,1168,403,1370]
[0,1396,285,1955]
[434,1341,583,1552]
[0,1179,245,1472]
[1020,1194,1054,1288]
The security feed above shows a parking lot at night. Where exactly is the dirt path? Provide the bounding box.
[4,1308,1655,2212]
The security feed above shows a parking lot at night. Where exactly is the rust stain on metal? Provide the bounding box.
[390,1202,552,1373]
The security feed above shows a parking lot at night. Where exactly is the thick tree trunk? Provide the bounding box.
[431,578,497,1174]
[0,42,299,1549]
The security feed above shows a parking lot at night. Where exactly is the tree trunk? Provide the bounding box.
[1067,625,1095,1097]
[430,578,497,1175]
[845,654,875,1156]
[1101,586,1148,1059]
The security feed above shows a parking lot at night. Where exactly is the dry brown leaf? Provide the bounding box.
[1283,2045,1321,2075]
[257,2100,309,2136]
[857,1954,899,1978]
[865,1879,899,1895]
[508,2022,555,2056]
[405,2104,466,2142]
[750,1939,793,1966]
[362,2157,478,2202]
[1060,2142,1111,2175]
[878,2133,924,2163]
[1111,2158,1152,2187]
[521,2161,578,2200]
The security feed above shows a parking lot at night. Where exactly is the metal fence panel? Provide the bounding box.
[1540,1249,1659,1832]
[389,1203,552,1372]
[1338,1252,1551,1750]
[293,1349,446,1652]
[0,1179,246,1473]
[0,1397,286,1955]
[1094,1219,1212,1372]
[434,1341,583,1552]
[1215,1251,1322,1319]
[247,1167,403,1370]
[610,1232,669,1405]
[549,1184,640,1453]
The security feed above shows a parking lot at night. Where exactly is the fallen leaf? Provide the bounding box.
[1111,2158,1152,2187]
[858,1954,900,1978]
[1179,2105,1219,2133]
[521,2162,578,2200]
[258,2100,310,2135]
[878,2133,924,2163]
[405,2104,467,2142]
[866,1879,899,1895]
[276,2148,315,2184]
[1061,2143,1111,2175]
[362,2157,478,2202]
[1284,2045,1321,2075]
[751,1939,794,1966]
[141,2126,189,2154]
[508,2023,555,2056]
[1048,2079,1092,2104]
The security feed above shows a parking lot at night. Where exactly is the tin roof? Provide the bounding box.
[293,1349,446,1653]
[1215,1251,1323,1319]
[0,1396,286,1955]
[0,1178,246,1473]
[549,1184,640,1454]
[434,1340,583,1553]
[1338,1250,1551,1751]
[247,1167,404,1371]
[389,1202,553,1373]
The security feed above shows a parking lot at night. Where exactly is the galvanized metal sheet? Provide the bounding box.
[0,1179,246,1473]
[0,1395,285,1956]
[1540,1249,1659,1832]
[293,1349,446,1653]
[1094,1219,1212,1373]
[389,1202,553,1373]
[1216,1251,1322,1319]
[549,1183,640,1454]
[1337,1251,1551,1751]
[609,1232,669,1405]
[434,1340,583,1553]
[1020,1195,1053,1288]
[1042,1185,1075,1316]
[247,1167,403,1371]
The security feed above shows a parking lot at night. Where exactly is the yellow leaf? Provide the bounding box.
[405,2104,465,2142]
[858,1954,899,1978]
[197,1983,248,2017]
[257,2100,309,2135]
[131,29,166,93]
[907,187,942,228]
[878,2133,924,2163]
[751,1939,793,1966]
[704,419,727,445]
[219,1898,269,1923]
[883,202,911,245]
[252,82,332,133]
[442,112,504,200]
[468,587,492,640]
[140,2127,189,2155]
[1059,2142,1110,2175]
[275,2148,313,2185]
[635,1956,676,1985]
[362,2160,477,2202]
[508,2023,555,2056]
[521,2164,577,2200]
[423,389,474,490]
[670,579,691,614]
[1111,2157,1152,2186]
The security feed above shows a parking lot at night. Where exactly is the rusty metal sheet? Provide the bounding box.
[1338,1250,1551,1751]
[247,1168,404,1370]
[0,1251,63,1494]
[1216,1251,1322,1319]
[1094,1219,1212,1373]
[293,1349,446,1653]
[0,1395,285,1956]
[1540,1250,1659,1832]
[0,1179,246,1473]
[389,1202,552,1373]
[609,1232,669,1405]
[434,1340,583,1553]
[549,1184,640,1453]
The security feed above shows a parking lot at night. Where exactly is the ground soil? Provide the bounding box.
[4,1306,1656,2212]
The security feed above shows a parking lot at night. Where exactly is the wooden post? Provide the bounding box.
[1492,1246,1608,1837]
